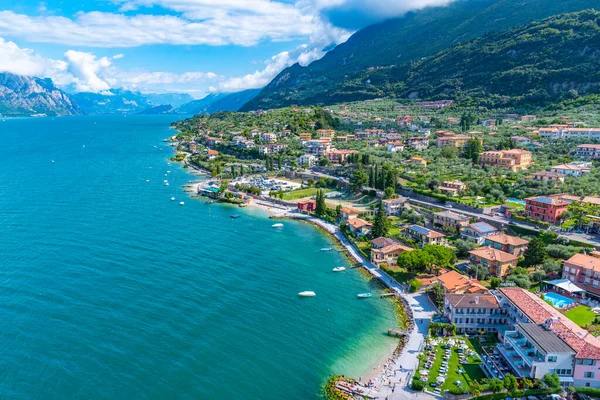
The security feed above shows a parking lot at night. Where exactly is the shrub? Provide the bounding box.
[575,387,600,397]
[409,279,423,293]
[411,379,425,391]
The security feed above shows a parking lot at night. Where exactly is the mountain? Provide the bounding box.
[0,73,80,117]
[70,90,156,115]
[138,104,175,114]
[241,0,600,110]
[176,88,261,114]
[145,93,194,108]
[344,10,600,108]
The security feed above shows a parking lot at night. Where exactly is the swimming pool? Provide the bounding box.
[544,292,576,308]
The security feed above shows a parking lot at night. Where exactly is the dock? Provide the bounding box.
[380,293,395,298]
[387,329,407,337]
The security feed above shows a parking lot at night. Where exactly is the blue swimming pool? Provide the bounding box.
[544,292,576,308]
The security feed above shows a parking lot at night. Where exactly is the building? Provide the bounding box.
[521,115,536,122]
[461,222,499,244]
[347,218,372,237]
[468,247,518,277]
[327,150,359,164]
[316,129,335,138]
[483,233,529,257]
[405,225,446,246]
[298,154,316,168]
[576,144,600,160]
[297,199,316,213]
[260,132,277,143]
[406,157,427,167]
[207,149,219,160]
[525,196,569,223]
[387,142,405,153]
[433,210,470,232]
[258,143,288,155]
[529,171,565,186]
[480,149,532,171]
[340,207,360,222]
[563,253,600,300]
[304,140,331,157]
[382,197,407,216]
[539,127,600,140]
[438,180,467,197]
[406,137,429,150]
[444,293,506,334]
[434,271,487,294]
[482,119,497,127]
[551,164,591,177]
[436,135,473,149]
[370,238,412,267]
[299,132,312,142]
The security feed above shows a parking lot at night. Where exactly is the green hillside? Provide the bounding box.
[241,0,599,110]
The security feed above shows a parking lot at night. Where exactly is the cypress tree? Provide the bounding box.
[372,201,390,238]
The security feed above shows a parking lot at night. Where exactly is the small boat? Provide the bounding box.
[164,182,169,186]
[272,223,284,228]
[171,197,175,201]
[179,201,185,206]
[230,215,241,219]
[146,180,150,182]
[167,162,171,166]
[239,203,248,208]
[298,291,316,297]
[51,160,55,163]
[357,293,372,299]
[321,247,332,251]
[164,180,168,183]
[333,267,346,272]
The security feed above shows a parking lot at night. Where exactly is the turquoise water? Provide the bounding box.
[544,292,576,308]
[0,115,397,399]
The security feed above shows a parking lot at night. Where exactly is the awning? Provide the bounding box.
[544,279,585,293]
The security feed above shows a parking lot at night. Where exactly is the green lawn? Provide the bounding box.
[415,337,485,392]
[565,305,596,327]
[281,187,331,200]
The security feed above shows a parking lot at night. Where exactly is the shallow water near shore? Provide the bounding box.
[0,115,398,399]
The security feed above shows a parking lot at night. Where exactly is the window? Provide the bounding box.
[584,372,595,379]
[548,356,557,362]
[586,383,591,387]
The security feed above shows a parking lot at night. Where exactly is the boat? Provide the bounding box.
[171,197,175,201]
[179,201,185,206]
[298,291,316,297]
[230,215,241,219]
[321,247,332,251]
[272,223,284,228]
[357,293,372,299]
[333,267,346,272]
[239,203,248,208]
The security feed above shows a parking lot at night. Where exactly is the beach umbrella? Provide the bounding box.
[420,370,428,375]
[437,377,445,383]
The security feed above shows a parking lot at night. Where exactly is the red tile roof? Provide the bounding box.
[469,247,517,263]
[565,253,600,273]
[485,233,529,247]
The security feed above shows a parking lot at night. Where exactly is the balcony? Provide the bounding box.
[505,335,542,366]
[497,344,531,378]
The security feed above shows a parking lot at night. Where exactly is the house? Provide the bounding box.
[258,144,288,155]
[461,222,499,244]
[563,253,600,300]
[260,132,277,143]
[316,129,335,138]
[444,293,505,334]
[298,154,316,168]
[551,164,591,177]
[327,149,359,164]
[382,197,407,216]
[207,149,219,160]
[299,132,312,142]
[370,238,412,266]
[433,210,469,232]
[479,149,532,171]
[539,127,600,140]
[387,142,405,153]
[438,180,467,197]
[347,218,372,237]
[521,115,536,122]
[436,135,473,149]
[528,171,565,186]
[406,137,429,150]
[576,144,600,160]
[482,119,497,127]
[297,199,316,213]
[304,139,331,157]
[405,225,446,246]
[511,136,531,145]
[406,156,427,167]
[525,196,569,223]
[483,233,529,257]
[468,247,518,277]
[434,270,487,294]
[340,207,360,222]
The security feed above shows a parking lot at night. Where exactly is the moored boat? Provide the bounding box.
[230,215,241,219]
[332,267,346,272]
[171,197,175,201]
[271,223,283,228]
[298,291,316,297]
[357,293,372,299]
[321,247,332,251]
[179,201,185,206]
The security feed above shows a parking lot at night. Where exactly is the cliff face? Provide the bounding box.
[0,73,81,117]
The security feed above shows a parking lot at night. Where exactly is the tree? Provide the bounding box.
[469,381,481,399]
[531,270,547,285]
[350,166,368,192]
[488,378,504,394]
[423,245,456,272]
[468,264,490,281]
[542,373,561,390]
[522,238,548,267]
[372,201,390,238]
[384,187,395,199]
[455,239,477,257]
[465,139,483,164]
[504,374,518,393]
[315,190,327,216]
[521,378,533,390]
[441,146,458,159]
[490,277,502,289]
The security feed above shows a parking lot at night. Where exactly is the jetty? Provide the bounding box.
[387,329,407,337]
[380,292,395,298]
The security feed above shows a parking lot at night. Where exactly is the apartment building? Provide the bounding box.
[436,135,473,149]
[468,247,518,277]
[444,293,507,335]
[525,196,569,223]
[480,149,532,171]
[382,197,407,216]
[576,144,600,160]
[433,210,470,232]
[483,233,529,257]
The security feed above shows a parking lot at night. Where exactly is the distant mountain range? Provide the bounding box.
[241,0,600,110]
[0,73,261,117]
[0,73,80,117]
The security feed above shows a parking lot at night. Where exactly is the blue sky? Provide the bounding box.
[0,0,454,98]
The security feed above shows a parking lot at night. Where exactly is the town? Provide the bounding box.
[171,99,600,399]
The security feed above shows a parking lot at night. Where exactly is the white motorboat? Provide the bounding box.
[321,247,332,251]
[164,182,169,186]
[272,223,284,228]
[298,291,316,297]
[357,293,372,299]
[179,201,185,206]
[171,197,175,201]
[333,267,346,272]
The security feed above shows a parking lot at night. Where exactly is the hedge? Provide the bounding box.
[575,387,600,397]
[475,388,557,400]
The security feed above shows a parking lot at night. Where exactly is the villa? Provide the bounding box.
[370,238,412,267]
[461,222,499,244]
[483,233,529,257]
[347,218,372,237]
[551,164,591,177]
[479,149,532,171]
[468,246,518,277]
[434,270,487,294]
[405,225,446,247]
[433,210,469,232]
[382,197,407,216]
[340,207,360,222]
[444,293,506,334]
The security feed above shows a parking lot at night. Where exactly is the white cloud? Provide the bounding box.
[64,50,113,92]
[311,0,456,18]
[0,38,70,84]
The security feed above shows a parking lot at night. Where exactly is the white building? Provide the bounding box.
[298,154,316,168]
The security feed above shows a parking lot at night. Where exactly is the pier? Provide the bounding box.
[387,329,407,337]
[380,293,395,298]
